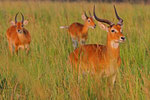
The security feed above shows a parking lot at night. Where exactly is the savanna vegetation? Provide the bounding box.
[0,1,150,100]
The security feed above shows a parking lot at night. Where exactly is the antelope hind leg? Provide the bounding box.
[80,39,86,45]
[72,38,78,49]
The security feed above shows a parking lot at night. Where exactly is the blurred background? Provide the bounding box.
[0,0,150,100]
[0,0,150,3]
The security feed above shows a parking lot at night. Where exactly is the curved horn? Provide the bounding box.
[114,5,123,25]
[93,5,114,26]
[15,12,19,23]
[20,12,24,24]
[89,11,92,17]
[84,11,88,19]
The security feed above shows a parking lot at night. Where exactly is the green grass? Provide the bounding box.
[0,1,150,100]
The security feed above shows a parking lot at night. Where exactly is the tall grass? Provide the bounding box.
[0,1,150,100]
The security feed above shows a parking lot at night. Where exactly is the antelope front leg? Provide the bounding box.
[111,74,117,85]
[7,40,14,55]
[25,44,30,55]
[72,38,78,49]
[107,73,117,88]
[107,73,117,95]
[15,45,19,55]
[8,43,13,55]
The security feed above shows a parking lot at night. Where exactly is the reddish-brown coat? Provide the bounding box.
[6,22,31,55]
[69,23,125,84]
[68,17,95,42]
[61,14,96,49]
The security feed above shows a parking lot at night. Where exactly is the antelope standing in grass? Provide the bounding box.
[6,13,31,55]
[60,12,96,49]
[69,6,125,85]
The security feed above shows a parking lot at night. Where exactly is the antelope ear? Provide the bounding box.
[82,14,87,21]
[10,21,15,25]
[98,22,108,32]
[23,20,28,25]
[121,24,123,28]
[92,16,95,20]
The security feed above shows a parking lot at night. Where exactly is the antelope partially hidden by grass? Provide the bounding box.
[69,6,125,85]
[60,12,96,49]
[6,13,31,55]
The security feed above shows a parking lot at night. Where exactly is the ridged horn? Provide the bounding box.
[15,12,19,23]
[114,5,123,25]
[93,5,114,26]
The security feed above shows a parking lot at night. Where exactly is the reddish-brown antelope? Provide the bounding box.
[6,12,31,55]
[69,6,125,85]
[60,12,96,49]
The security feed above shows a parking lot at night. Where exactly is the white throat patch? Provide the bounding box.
[111,41,119,49]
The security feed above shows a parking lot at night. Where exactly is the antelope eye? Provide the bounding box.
[21,25,24,27]
[88,19,91,22]
[111,30,115,32]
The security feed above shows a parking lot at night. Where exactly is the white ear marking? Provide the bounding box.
[98,22,108,32]
[10,21,15,26]
[23,20,28,25]
[81,14,87,21]
[120,29,123,32]
[92,16,95,20]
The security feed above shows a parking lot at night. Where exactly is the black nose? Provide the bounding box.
[121,37,125,40]
[18,30,21,33]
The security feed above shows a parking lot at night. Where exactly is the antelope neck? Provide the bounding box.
[82,23,89,33]
[106,37,120,59]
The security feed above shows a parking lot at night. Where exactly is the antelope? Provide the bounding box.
[69,6,125,85]
[60,12,96,49]
[6,12,31,55]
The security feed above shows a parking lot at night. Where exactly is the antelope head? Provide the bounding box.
[82,11,96,29]
[11,12,28,34]
[93,5,125,48]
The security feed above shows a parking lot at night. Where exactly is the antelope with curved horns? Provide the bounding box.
[6,12,31,55]
[60,11,96,49]
[69,5,125,85]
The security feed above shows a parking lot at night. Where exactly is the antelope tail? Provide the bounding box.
[60,26,69,29]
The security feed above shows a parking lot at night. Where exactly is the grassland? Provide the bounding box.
[0,1,150,100]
